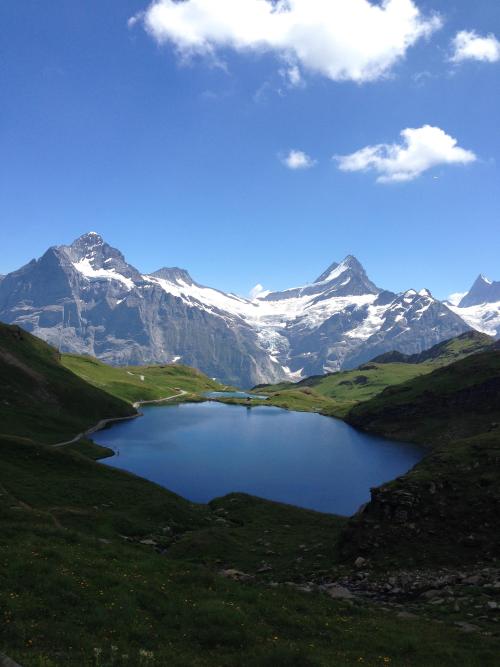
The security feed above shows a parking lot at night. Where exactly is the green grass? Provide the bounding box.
[347,348,500,443]
[254,332,494,418]
[1,435,498,667]
[62,354,226,404]
[341,348,500,565]
[0,324,135,444]
[169,493,347,582]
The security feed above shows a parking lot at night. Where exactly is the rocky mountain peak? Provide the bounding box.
[63,232,141,282]
[459,273,500,308]
[70,232,104,256]
[314,255,364,284]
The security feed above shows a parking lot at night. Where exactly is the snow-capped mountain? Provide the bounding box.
[0,232,474,386]
[447,274,500,338]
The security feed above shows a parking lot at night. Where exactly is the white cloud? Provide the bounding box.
[451,30,500,64]
[335,125,477,183]
[446,291,467,306]
[132,0,441,83]
[280,63,303,87]
[128,15,141,29]
[249,284,268,299]
[281,149,316,170]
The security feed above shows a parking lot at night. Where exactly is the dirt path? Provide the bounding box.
[52,389,189,449]
[132,389,188,409]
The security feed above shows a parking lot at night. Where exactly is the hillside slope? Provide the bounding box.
[342,345,500,564]
[348,344,500,443]
[62,354,225,404]
[0,323,135,443]
[254,332,493,417]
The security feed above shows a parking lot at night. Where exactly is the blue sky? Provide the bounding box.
[1,0,499,300]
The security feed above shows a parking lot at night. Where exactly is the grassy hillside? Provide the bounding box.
[342,346,500,564]
[62,354,226,404]
[253,332,493,418]
[370,331,492,366]
[347,345,500,443]
[0,324,135,444]
[1,435,499,667]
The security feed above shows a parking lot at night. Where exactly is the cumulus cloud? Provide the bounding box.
[249,284,268,299]
[450,30,500,64]
[446,292,467,306]
[335,125,477,183]
[131,0,441,83]
[281,149,316,170]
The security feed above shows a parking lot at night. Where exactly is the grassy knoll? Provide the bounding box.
[1,435,499,667]
[0,324,135,444]
[62,354,225,405]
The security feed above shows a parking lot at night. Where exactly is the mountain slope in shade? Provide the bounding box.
[447,273,500,338]
[0,322,134,443]
[0,232,474,386]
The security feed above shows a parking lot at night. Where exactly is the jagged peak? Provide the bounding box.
[314,255,365,284]
[72,231,104,247]
[401,288,434,300]
[459,271,500,307]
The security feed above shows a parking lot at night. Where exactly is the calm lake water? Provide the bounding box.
[204,391,269,400]
[97,402,424,516]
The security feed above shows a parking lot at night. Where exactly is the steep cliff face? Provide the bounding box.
[0,232,473,386]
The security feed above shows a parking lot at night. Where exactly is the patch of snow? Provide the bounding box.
[448,301,500,337]
[282,366,304,381]
[345,304,387,340]
[73,258,134,290]
[316,259,351,285]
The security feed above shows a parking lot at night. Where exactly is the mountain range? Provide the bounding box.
[0,232,498,387]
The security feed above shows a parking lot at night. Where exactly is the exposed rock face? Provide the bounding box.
[459,275,500,308]
[0,232,473,386]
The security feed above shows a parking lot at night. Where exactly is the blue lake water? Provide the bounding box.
[96,402,424,516]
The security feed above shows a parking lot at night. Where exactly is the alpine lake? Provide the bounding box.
[95,395,424,516]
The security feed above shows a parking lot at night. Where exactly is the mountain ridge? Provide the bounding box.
[0,232,494,386]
